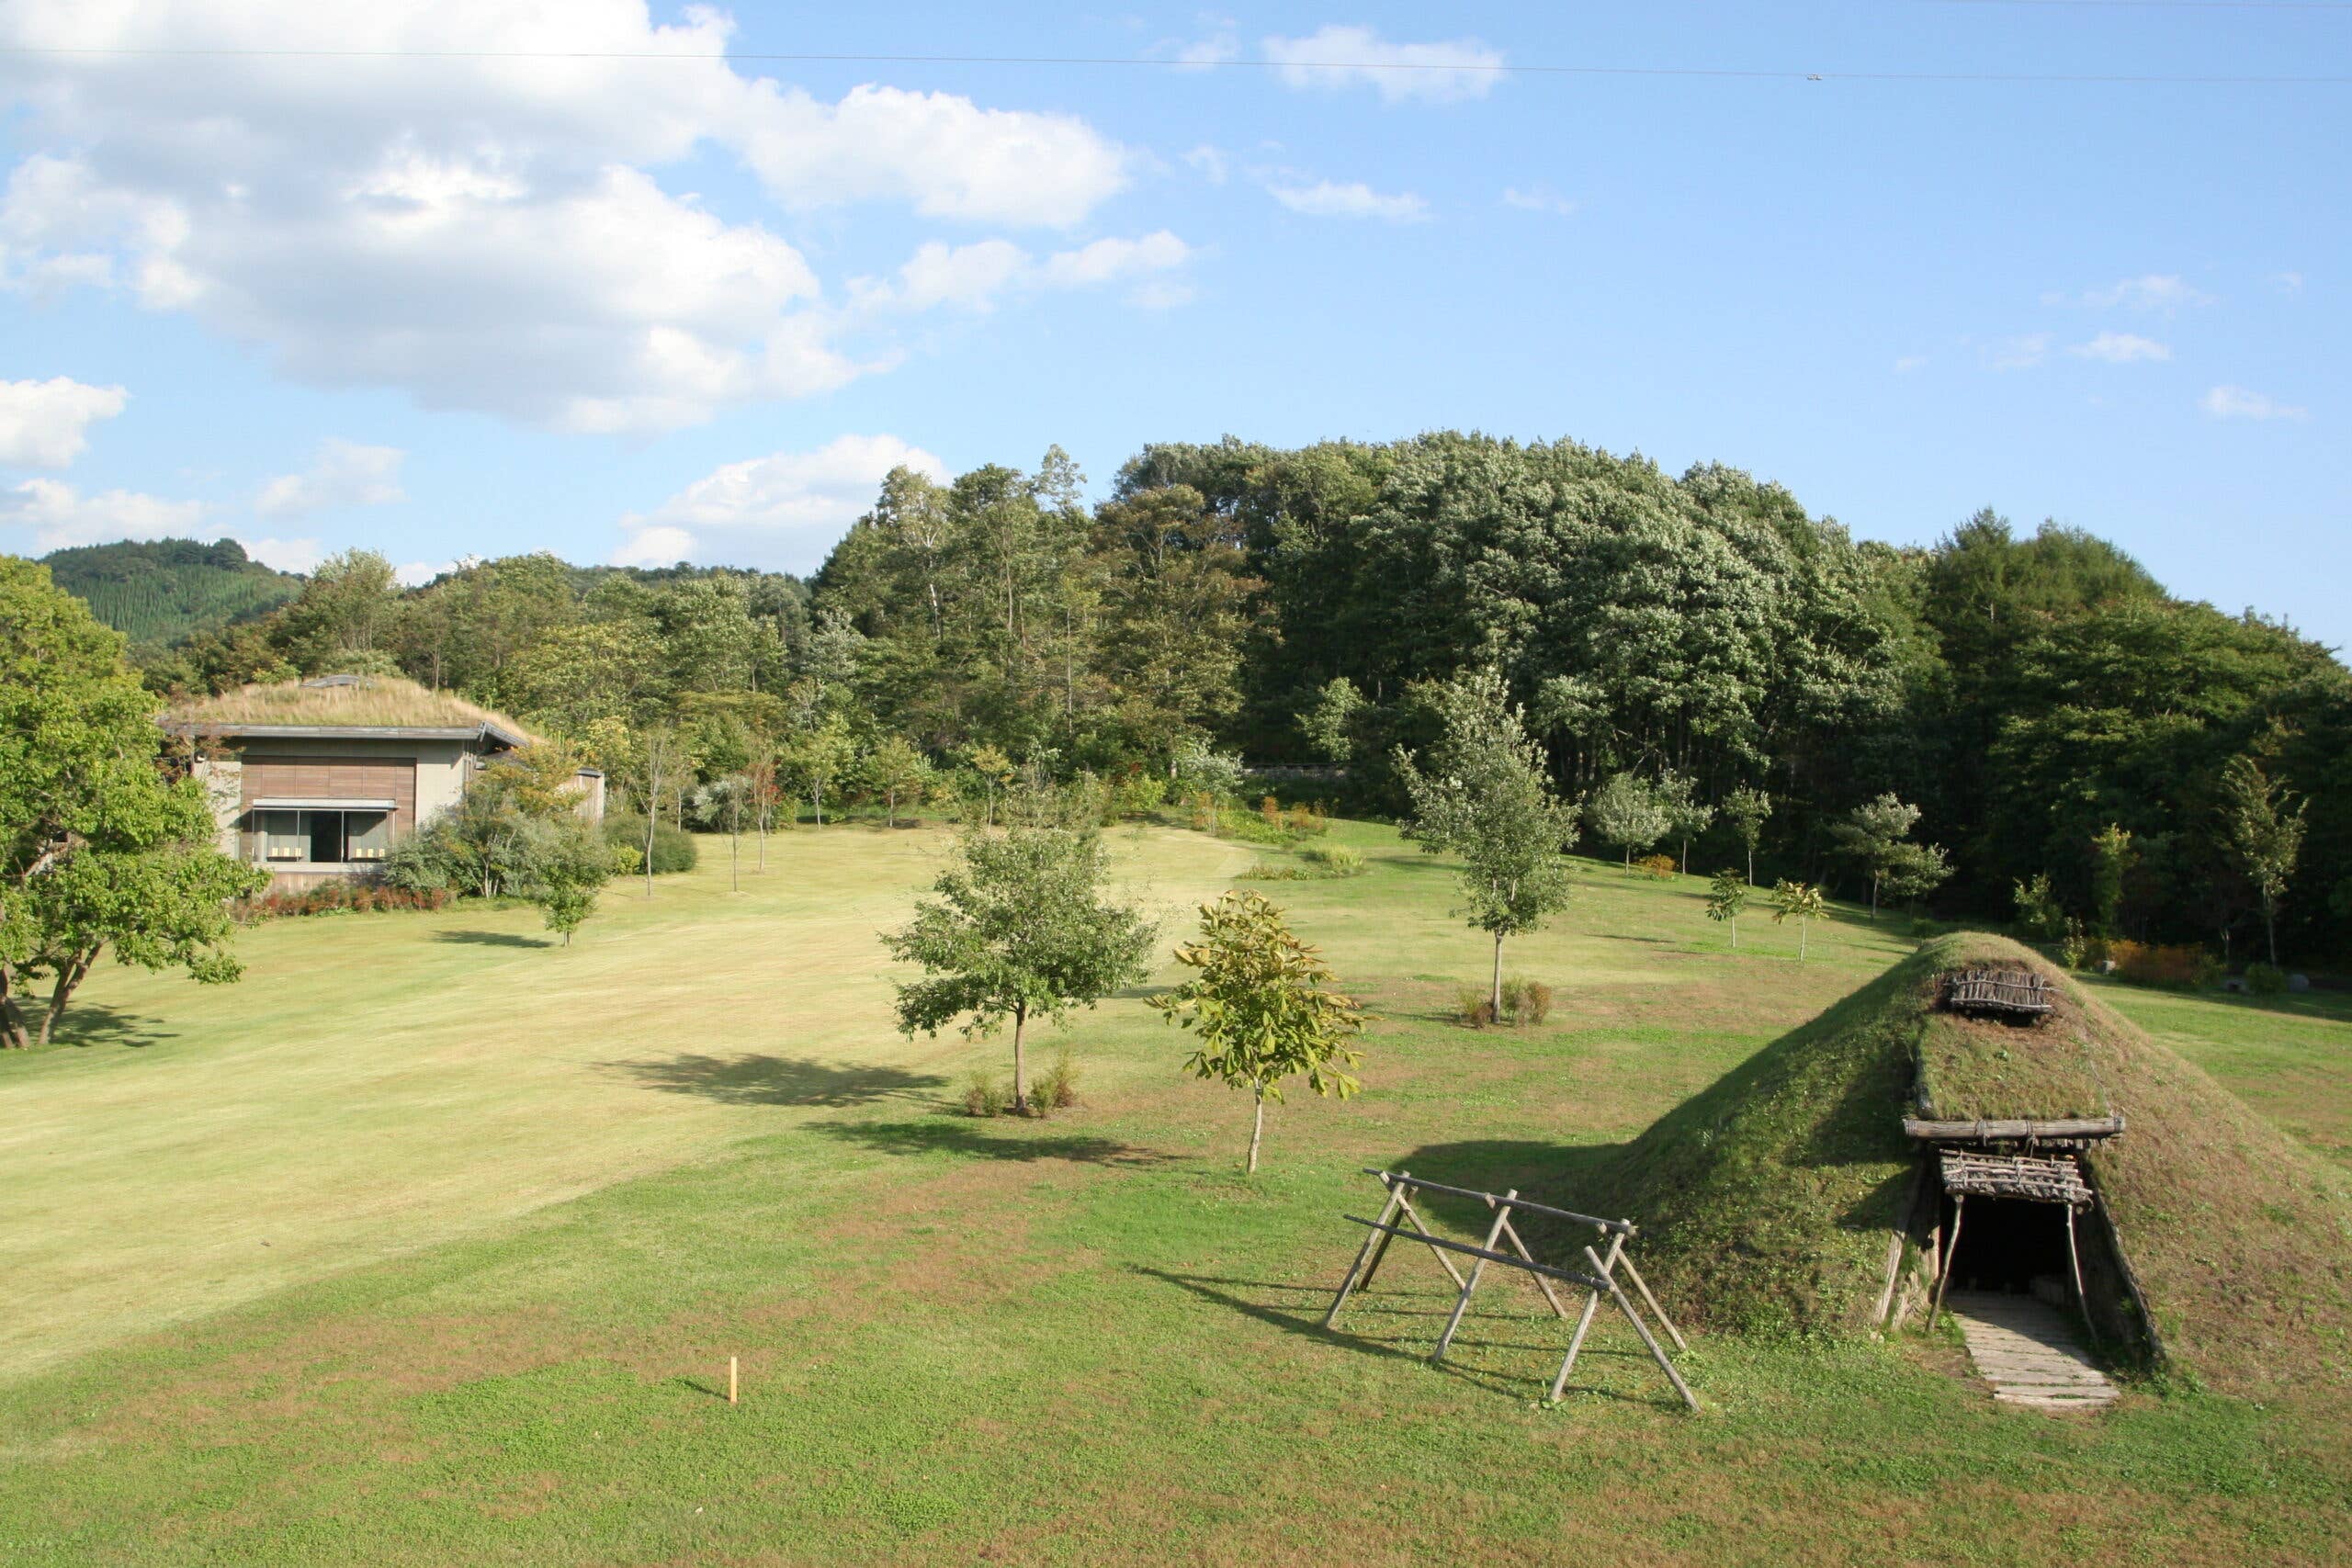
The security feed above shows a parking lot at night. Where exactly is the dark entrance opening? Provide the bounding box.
[1941,1193,2076,1298]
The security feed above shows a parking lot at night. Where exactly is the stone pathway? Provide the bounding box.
[1945,1292,2119,1411]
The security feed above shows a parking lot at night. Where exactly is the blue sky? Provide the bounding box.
[3,2,2345,649]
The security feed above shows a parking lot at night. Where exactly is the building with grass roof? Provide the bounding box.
[165,674,602,889]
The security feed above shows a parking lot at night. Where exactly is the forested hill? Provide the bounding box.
[126,431,2352,967]
[41,538,298,646]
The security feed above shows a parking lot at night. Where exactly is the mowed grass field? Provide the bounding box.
[2,819,2346,1565]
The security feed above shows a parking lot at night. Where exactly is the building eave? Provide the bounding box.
[162,721,530,749]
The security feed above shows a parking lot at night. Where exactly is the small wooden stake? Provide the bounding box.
[1928,1194,1964,1332]
[728,1356,739,1405]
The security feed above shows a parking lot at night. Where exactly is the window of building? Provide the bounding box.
[252,807,394,865]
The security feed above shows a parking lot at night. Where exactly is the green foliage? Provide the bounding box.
[1770,880,1827,961]
[2244,962,2288,996]
[1586,773,1671,866]
[863,735,935,828]
[2090,823,2135,940]
[1722,786,1771,883]
[1499,975,1553,1024]
[40,537,297,646]
[2219,754,2305,967]
[600,814,697,874]
[0,558,268,1047]
[1828,793,1951,919]
[1632,853,1676,881]
[960,1069,1010,1119]
[2012,873,2069,945]
[884,826,1154,1112]
[1298,676,1370,763]
[522,817,625,945]
[1705,868,1748,946]
[1154,889,1363,1171]
[1296,842,1365,877]
[1395,669,1579,1010]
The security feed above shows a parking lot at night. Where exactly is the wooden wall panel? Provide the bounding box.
[239,754,418,836]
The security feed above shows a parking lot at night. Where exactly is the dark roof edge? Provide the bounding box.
[161,720,531,749]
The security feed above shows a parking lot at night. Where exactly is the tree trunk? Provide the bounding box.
[1731,918,1738,950]
[642,816,657,898]
[1011,1002,1029,1113]
[1679,837,1690,876]
[1800,919,1810,962]
[1490,931,1505,1016]
[2266,900,2278,967]
[1248,1086,1265,1175]
[1871,874,1880,924]
[730,827,740,893]
[0,970,31,1050]
[40,950,96,1047]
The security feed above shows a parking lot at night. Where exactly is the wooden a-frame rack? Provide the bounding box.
[1321,1168,1699,1411]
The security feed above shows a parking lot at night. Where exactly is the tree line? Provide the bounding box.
[122,431,2350,967]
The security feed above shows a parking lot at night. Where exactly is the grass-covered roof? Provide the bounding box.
[1573,932,2352,1395]
[168,675,535,743]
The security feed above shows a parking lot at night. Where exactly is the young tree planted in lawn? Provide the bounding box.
[0,559,268,1048]
[1829,793,1949,922]
[1705,868,1748,948]
[2090,824,2134,941]
[786,714,857,829]
[1155,889,1363,1173]
[1394,669,1579,1017]
[1723,786,1771,886]
[884,827,1154,1113]
[1658,770,1714,877]
[1586,772,1671,871]
[1772,880,1826,961]
[2219,754,2305,967]
[960,743,1015,827]
[866,735,934,829]
[525,817,627,946]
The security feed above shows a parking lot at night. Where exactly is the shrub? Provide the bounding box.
[1633,853,1676,881]
[2109,940,2218,990]
[2058,918,2091,970]
[962,1070,1009,1118]
[1284,802,1330,837]
[238,882,454,922]
[1215,807,1297,847]
[603,813,698,874]
[2245,962,2288,996]
[1185,791,1218,833]
[1455,987,1495,1028]
[1501,976,1553,1025]
[1297,842,1364,877]
[1036,1050,1080,1110]
[2013,872,2069,945]
[1242,860,1309,881]
[1260,794,1283,829]
[1110,772,1168,819]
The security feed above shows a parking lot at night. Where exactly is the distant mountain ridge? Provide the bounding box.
[38,537,300,646]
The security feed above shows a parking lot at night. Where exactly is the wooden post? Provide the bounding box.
[728,1356,739,1405]
[1616,1251,1687,1353]
[1324,1179,1406,1327]
[1357,1171,1410,1292]
[1432,1190,1515,1363]
[2064,1204,2098,1348]
[1390,1190,1468,1291]
[1497,1213,1573,1321]
[1587,1245,1700,1413]
[1928,1194,1964,1331]
[1549,1229,1623,1401]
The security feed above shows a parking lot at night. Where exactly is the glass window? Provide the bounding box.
[346,811,390,862]
[302,810,345,863]
[260,810,304,861]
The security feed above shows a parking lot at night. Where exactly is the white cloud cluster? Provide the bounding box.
[0,1,1152,433]
[2067,332,2171,365]
[235,536,327,575]
[852,231,1193,314]
[2048,274,2212,313]
[0,376,127,467]
[2201,385,2306,422]
[614,434,949,571]
[257,439,407,519]
[1268,180,1429,223]
[1500,184,1576,217]
[1984,333,2052,371]
[1262,26,1505,104]
[1,476,206,550]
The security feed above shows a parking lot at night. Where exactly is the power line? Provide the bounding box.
[1,44,2346,85]
[1927,2,2351,10]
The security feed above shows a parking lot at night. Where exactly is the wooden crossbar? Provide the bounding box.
[1322,1172,1699,1412]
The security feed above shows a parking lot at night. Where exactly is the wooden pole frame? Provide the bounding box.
[1928,1192,1965,1331]
[1322,1172,1699,1412]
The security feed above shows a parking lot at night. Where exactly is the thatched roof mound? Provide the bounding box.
[1584,933,2351,1394]
[167,675,536,744]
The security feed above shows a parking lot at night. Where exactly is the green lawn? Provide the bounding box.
[2,821,2345,1565]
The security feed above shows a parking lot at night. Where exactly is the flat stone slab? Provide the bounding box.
[1946,1292,2118,1411]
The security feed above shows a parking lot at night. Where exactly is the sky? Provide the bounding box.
[2,1,2346,649]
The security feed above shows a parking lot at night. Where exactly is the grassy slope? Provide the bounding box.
[0,829,2345,1564]
[168,675,534,735]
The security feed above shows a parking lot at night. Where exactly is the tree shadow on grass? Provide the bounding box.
[48,1001,174,1050]
[808,1116,1175,1166]
[603,1055,948,1109]
[434,930,555,950]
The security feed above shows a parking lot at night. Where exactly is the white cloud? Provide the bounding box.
[615,434,950,572]
[1174,33,1239,71]
[1184,144,1230,185]
[1,476,205,549]
[0,2,1143,433]
[2272,271,2304,295]
[853,231,1194,314]
[1984,333,2052,371]
[394,558,457,587]
[1267,180,1429,223]
[2067,332,2171,365]
[1894,355,1929,374]
[236,536,326,574]
[2201,384,2307,422]
[1500,184,1576,217]
[2048,274,2213,313]
[1262,25,1505,104]
[256,438,407,518]
[0,376,128,467]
